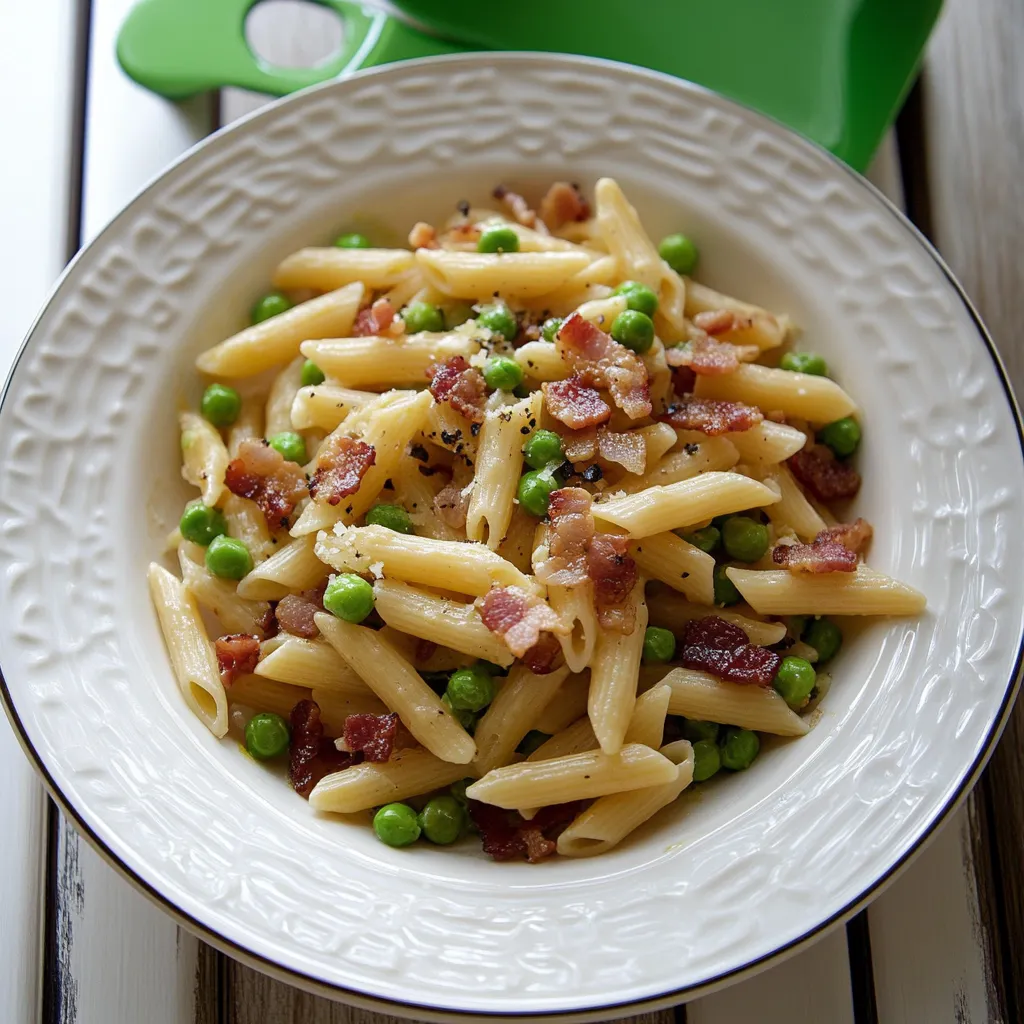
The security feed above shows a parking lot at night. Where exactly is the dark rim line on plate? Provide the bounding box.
[0,52,1021,1020]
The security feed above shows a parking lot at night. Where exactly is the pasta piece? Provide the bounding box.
[662,667,808,736]
[228,398,264,457]
[730,420,808,466]
[619,438,740,494]
[588,580,648,755]
[312,687,390,734]
[381,269,427,310]
[694,364,857,423]
[316,613,476,764]
[221,494,278,563]
[273,248,415,291]
[764,465,827,541]
[229,673,310,720]
[683,279,789,351]
[466,743,678,809]
[423,400,478,459]
[196,283,364,376]
[466,391,542,549]
[641,339,674,410]
[623,683,671,748]
[316,525,538,597]
[255,636,371,698]
[646,592,787,646]
[630,533,715,605]
[180,411,228,507]
[496,505,540,573]
[415,249,592,299]
[378,627,473,673]
[526,716,598,762]
[235,533,325,600]
[373,579,515,667]
[391,459,462,542]
[531,672,590,734]
[301,332,478,390]
[178,545,270,636]
[147,563,228,737]
[727,565,927,616]
[557,739,693,857]
[264,356,305,437]
[309,748,468,813]
[575,294,627,327]
[634,423,678,469]
[548,582,597,673]
[593,471,780,537]
[472,664,571,776]
[514,341,570,383]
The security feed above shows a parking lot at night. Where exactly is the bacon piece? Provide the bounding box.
[432,479,469,529]
[597,429,646,474]
[666,333,757,376]
[679,616,781,686]
[588,533,639,632]
[428,355,487,424]
[308,435,376,506]
[538,181,591,230]
[692,310,737,335]
[447,221,481,245]
[557,313,651,420]
[771,518,873,574]
[215,633,260,686]
[225,439,309,529]
[492,185,539,229]
[561,427,598,463]
[468,799,584,862]
[788,445,861,501]
[535,487,595,586]
[543,375,612,429]
[660,396,763,436]
[353,297,397,337]
[288,699,358,798]
[408,221,439,249]
[274,585,325,638]
[819,518,873,554]
[341,712,400,763]
[478,585,562,658]
[521,633,563,674]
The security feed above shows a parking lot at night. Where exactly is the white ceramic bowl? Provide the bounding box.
[2,53,1022,1020]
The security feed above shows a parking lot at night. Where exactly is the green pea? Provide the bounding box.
[516,730,550,756]
[179,499,227,546]
[658,233,699,275]
[804,617,842,663]
[365,503,413,534]
[251,291,293,325]
[402,301,445,334]
[476,303,518,339]
[714,564,741,606]
[323,573,374,623]
[205,535,253,580]
[244,712,290,760]
[610,309,655,354]
[682,525,721,554]
[517,469,558,517]
[483,356,524,392]
[692,739,722,782]
[418,795,465,845]
[642,626,676,664]
[442,695,477,731]
[774,656,817,708]
[300,359,325,387]
[682,719,720,743]
[449,778,472,807]
[522,429,563,470]
[373,803,421,847]
[477,225,520,253]
[267,431,306,465]
[787,615,809,640]
[612,280,658,316]
[720,727,760,771]
[200,383,241,427]
[444,302,475,329]
[721,516,770,563]
[334,232,370,249]
[541,317,564,342]
[445,666,495,713]
[780,352,828,376]
[817,417,861,458]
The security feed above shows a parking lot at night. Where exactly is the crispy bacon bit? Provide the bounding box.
[660,396,763,435]
[692,310,737,335]
[289,699,358,798]
[468,799,583,862]
[788,445,861,501]
[521,633,563,674]
[819,518,873,554]
[557,313,651,420]
[492,185,539,229]
[536,487,594,586]
[772,518,873,574]
[597,429,646,474]
[225,439,309,529]
[428,355,487,424]
[274,586,325,638]
[342,713,400,763]
[680,616,781,686]
[538,181,591,230]
[666,333,757,376]
[408,221,439,249]
[543,375,612,429]
[588,533,638,632]
[353,297,397,337]
[308,435,376,505]
[448,221,481,244]
[214,633,260,686]
[478,586,563,658]
[433,480,469,529]
[562,427,598,463]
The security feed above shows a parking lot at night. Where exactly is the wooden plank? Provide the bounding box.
[45,2,221,1022]
[0,3,80,1022]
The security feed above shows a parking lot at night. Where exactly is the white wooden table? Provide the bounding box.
[2,1,1020,1020]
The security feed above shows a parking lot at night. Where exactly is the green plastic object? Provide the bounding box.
[117,0,942,170]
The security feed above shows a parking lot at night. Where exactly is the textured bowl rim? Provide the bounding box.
[2,51,1022,1020]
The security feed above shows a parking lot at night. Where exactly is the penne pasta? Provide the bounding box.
[178,545,271,636]
[619,438,740,493]
[264,356,306,437]
[730,420,808,467]
[229,674,310,720]
[623,683,671,749]
[763,465,827,541]
[526,715,598,762]
[531,672,591,735]
[290,383,378,432]
[416,248,592,300]
[222,494,278,563]
[273,248,415,291]
[548,581,598,673]
[179,411,228,507]
[227,398,264,457]
[514,340,570,383]
[630,533,715,605]
[254,636,371,698]
[235,533,325,600]
[683,279,789,351]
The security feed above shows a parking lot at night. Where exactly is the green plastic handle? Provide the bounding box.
[117,0,463,100]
